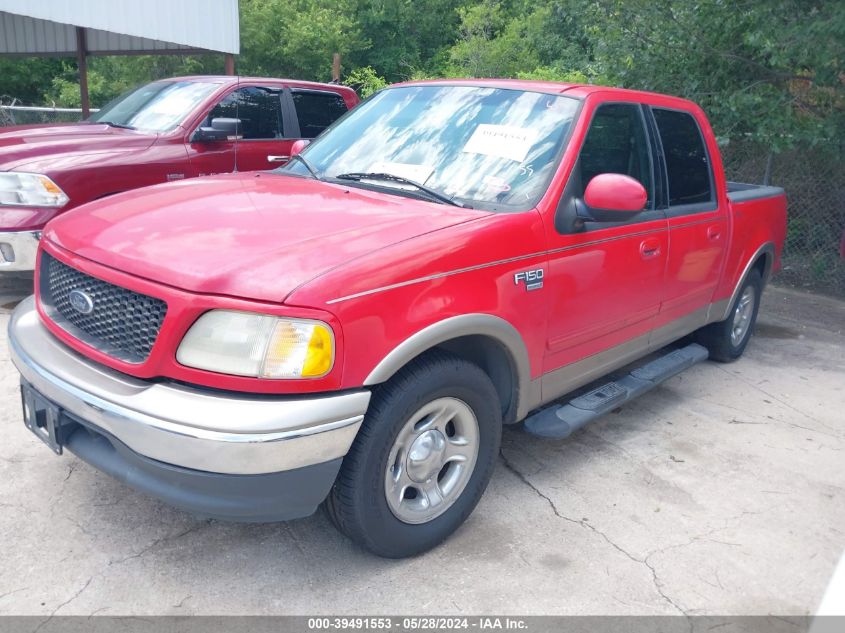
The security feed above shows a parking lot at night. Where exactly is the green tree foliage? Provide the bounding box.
[0,57,64,104]
[0,0,841,147]
[350,0,464,81]
[45,55,221,107]
[585,0,845,147]
[239,0,367,81]
[447,1,597,81]
[344,66,388,97]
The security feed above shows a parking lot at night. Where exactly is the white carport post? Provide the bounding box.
[0,0,240,117]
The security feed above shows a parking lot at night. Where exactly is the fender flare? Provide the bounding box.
[718,241,775,321]
[364,313,533,421]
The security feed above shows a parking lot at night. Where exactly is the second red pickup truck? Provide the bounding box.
[0,76,359,271]
[8,79,786,558]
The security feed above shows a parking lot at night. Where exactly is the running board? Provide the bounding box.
[524,343,709,439]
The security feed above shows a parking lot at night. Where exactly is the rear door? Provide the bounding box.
[647,107,728,333]
[543,100,668,390]
[288,89,350,140]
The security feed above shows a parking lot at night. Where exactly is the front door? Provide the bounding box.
[186,85,295,176]
[542,101,668,399]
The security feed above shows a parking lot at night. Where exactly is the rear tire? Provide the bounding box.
[696,268,762,362]
[325,351,502,558]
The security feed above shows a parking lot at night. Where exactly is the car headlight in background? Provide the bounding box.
[0,172,69,207]
[176,310,335,379]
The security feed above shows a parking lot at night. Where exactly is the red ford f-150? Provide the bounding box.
[7,80,787,558]
[0,76,359,271]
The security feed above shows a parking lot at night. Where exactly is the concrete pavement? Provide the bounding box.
[1,275,843,616]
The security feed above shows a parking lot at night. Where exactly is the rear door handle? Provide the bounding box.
[267,155,290,163]
[639,239,661,259]
[707,226,722,240]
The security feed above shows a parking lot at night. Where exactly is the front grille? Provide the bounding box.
[39,252,167,363]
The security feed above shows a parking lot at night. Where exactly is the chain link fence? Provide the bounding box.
[721,140,845,298]
[0,98,93,126]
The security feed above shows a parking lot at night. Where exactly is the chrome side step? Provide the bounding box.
[523,343,709,439]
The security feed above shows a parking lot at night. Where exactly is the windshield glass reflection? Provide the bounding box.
[287,85,580,211]
[89,81,220,133]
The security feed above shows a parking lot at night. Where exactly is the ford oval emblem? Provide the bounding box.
[68,289,95,315]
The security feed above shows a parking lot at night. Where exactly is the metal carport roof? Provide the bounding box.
[0,0,240,114]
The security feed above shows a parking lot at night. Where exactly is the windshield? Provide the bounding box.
[285,85,580,211]
[88,81,221,133]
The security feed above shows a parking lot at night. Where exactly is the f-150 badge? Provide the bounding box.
[514,269,544,291]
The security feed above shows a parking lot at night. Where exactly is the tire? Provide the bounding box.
[696,268,762,362]
[325,351,502,558]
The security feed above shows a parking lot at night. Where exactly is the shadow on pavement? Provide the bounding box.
[0,272,34,311]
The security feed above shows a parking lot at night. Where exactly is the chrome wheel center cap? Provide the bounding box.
[406,429,447,482]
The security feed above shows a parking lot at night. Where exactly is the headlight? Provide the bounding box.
[176,310,335,379]
[0,172,69,207]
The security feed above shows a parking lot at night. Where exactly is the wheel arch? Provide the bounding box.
[363,314,532,424]
[718,242,775,321]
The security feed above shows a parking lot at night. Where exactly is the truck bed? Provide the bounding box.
[727,181,785,203]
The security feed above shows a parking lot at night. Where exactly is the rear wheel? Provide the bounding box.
[325,351,501,558]
[697,268,762,362]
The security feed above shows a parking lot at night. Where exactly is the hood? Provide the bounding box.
[0,123,155,172]
[44,173,491,304]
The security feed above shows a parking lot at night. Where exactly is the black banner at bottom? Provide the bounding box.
[0,616,843,633]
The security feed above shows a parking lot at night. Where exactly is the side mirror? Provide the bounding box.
[193,117,242,143]
[582,173,647,221]
[291,139,311,156]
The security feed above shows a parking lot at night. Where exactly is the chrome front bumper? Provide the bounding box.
[7,296,370,476]
[0,231,40,271]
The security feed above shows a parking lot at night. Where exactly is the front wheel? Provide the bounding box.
[325,351,502,558]
[696,268,762,362]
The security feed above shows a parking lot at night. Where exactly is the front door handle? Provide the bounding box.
[639,239,662,259]
[267,155,290,163]
[707,226,722,241]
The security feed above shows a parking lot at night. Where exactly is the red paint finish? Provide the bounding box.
[44,173,490,304]
[584,173,648,212]
[33,82,787,404]
[0,76,359,234]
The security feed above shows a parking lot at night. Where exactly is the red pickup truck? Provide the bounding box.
[8,79,786,558]
[0,76,359,271]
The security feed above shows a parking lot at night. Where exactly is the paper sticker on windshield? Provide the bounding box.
[462,124,538,162]
[483,176,511,192]
[370,161,434,184]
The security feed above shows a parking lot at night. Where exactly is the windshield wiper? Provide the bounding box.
[288,154,320,179]
[97,120,136,130]
[334,172,470,208]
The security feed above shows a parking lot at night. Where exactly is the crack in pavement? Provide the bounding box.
[63,462,78,482]
[33,576,93,633]
[28,520,212,626]
[714,366,841,438]
[0,587,29,603]
[500,448,774,621]
[500,450,692,620]
[64,514,93,538]
[172,594,192,609]
[106,521,212,568]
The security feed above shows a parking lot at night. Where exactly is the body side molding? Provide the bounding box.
[538,305,711,410]
[364,313,533,421]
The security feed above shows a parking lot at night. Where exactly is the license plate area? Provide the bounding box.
[21,382,65,455]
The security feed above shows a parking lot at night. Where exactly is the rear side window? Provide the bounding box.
[208,87,283,140]
[652,108,713,207]
[292,91,348,139]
